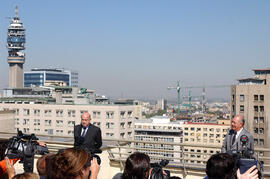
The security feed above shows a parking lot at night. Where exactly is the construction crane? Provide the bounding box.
[167,81,230,115]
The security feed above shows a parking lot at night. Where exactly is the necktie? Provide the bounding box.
[81,127,86,137]
[232,133,236,144]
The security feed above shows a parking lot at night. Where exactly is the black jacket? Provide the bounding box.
[74,124,102,153]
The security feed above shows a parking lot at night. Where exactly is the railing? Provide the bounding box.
[0,132,269,178]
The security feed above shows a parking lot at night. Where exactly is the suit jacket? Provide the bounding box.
[74,123,102,153]
[221,128,254,153]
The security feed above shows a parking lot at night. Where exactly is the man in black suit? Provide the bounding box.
[74,112,102,153]
[221,115,254,153]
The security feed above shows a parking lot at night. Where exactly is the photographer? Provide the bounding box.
[205,153,258,179]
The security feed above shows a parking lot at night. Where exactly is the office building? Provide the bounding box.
[231,67,270,167]
[24,68,78,87]
[134,116,183,162]
[183,122,230,164]
[7,6,26,88]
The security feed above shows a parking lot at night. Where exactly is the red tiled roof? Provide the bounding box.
[185,121,230,126]
[252,67,270,71]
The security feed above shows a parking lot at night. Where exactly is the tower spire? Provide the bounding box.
[7,5,26,88]
[15,5,18,17]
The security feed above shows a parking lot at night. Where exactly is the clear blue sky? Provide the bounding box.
[0,0,270,101]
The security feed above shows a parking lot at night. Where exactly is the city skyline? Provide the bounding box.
[0,1,270,100]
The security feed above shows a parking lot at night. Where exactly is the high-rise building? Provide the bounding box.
[7,6,26,88]
[24,68,79,87]
[231,67,270,168]
[157,99,167,110]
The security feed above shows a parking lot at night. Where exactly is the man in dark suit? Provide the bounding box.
[74,112,102,154]
[221,115,254,153]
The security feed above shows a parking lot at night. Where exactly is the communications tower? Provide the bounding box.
[7,6,26,88]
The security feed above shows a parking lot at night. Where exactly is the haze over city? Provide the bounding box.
[0,0,270,100]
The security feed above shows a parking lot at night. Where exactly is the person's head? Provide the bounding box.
[81,112,91,128]
[231,115,245,132]
[47,148,91,179]
[12,173,39,179]
[206,153,237,179]
[0,139,9,161]
[36,153,54,176]
[123,152,150,179]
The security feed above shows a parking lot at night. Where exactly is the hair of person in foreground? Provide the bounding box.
[122,152,151,179]
[47,148,96,179]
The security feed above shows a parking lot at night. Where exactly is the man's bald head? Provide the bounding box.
[81,112,91,128]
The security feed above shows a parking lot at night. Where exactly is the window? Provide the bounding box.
[34,109,40,116]
[240,95,244,102]
[23,119,29,125]
[106,111,114,119]
[93,122,100,127]
[23,128,29,133]
[127,111,133,118]
[254,95,258,101]
[34,119,40,126]
[23,109,30,116]
[106,122,114,129]
[254,106,258,112]
[254,128,258,134]
[45,120,52,126]
[120,133,125,138]
[68,130,74,135]
[34,128,40,133]
[128,122,132,128]
[259,139,264,146]
[120,122,125,128]
[260,95,264,101]
[254,117,258,123]
[232,95,235,102]
[254,139,258,145]
[56,130,63,135]
[259,117,264,123]
[56,110,63,117]
[56,120,63,126]
[44,110,52,117]
[68,121,75,127]
[68,110,76,117]
[14,109,19,115]
[240,105,244,112]
[15,118,19,125]
[120,111,125,119]
[93,111,100,119]
[259,128,264,134]
[45,129,53,135]
[259,106,264,112]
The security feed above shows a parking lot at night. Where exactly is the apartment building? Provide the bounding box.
[183,122,230,165]
[134,116,183,163]
[231,67,270,167]
[0,103,137,140]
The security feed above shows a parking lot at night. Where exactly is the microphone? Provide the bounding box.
[240,135,248,147]
[240,135,253,158]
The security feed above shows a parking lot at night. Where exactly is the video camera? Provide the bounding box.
[150,159,170,179]
[228,135,263,178]
[5,130,49,172]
